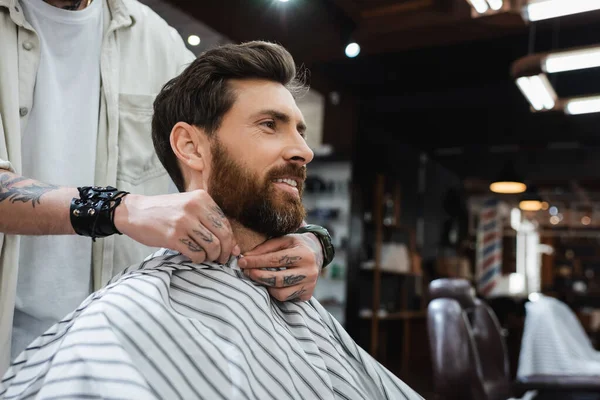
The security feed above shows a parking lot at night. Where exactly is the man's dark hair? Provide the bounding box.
[152,40,308,192]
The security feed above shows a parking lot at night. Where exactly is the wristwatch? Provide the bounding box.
[295,224,335,268]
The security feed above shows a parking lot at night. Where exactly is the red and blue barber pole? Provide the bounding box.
[476,198,502,297]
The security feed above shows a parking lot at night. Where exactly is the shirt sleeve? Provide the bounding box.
[0,115,14,173]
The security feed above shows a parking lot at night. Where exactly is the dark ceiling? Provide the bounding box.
[168,0,600,195]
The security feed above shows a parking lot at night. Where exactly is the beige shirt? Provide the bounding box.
[0,0,196,373]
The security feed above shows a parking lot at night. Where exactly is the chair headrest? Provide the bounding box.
[429,278,477,309]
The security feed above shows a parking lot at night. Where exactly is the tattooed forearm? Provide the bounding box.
[285,287,307,301]
[258,276,277,287]
[179,238,205,253]
[283,274,306,287]
[278,255,301,266]
[193,226,214,243]
[0,173,59,208]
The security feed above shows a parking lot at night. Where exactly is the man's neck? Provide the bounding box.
[43,0,90,10]
[229,221,267,254]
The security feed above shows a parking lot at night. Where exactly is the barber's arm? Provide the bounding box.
[0,169,77,234]
[0,169,239,264]
[237,222,334,302]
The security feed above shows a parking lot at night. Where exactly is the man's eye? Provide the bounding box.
[261,120,276,130]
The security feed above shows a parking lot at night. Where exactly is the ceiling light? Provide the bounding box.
[468,0,489,13]
[490,163,527,194]
[487,0,503,11]
[519,200,543,211]
[565,95,600,115]
[466,0,507,14]
[187,35,201,46]
[581,216,592,225]
[515,74,556,111]
[512,46,600,114]
[490,181,527,194]
[345,42,360,58]
[543,46,600,73]
[519,186,543,211]
[278,0,290,2]
[524,0,600,22]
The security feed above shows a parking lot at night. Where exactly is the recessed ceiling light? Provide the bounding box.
[345,42,360,58]
[187,35,201,46]
[278,0,289,2]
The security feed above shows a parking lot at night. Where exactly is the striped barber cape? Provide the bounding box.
[0,249,423,400]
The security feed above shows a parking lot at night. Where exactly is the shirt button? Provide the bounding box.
[23,41,33,51]
[19,107,28,117]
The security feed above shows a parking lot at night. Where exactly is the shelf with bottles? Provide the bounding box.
[358,309,426,320]
[359,259,422,277]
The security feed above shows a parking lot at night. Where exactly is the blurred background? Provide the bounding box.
[139,0,600,397]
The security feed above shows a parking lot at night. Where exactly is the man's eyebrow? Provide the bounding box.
[254,109,307,136]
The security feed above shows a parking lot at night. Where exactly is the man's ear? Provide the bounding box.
[170,122,208,172]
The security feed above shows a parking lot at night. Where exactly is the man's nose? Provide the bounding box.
[284,135,314,166]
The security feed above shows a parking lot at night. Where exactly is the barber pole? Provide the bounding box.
[476,198,502,297]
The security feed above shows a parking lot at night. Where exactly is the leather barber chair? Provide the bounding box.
[426,278,600,400]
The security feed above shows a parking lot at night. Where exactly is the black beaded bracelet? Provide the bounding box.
[70,186,129,241]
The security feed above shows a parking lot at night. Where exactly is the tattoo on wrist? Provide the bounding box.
[279,255,301,266]
[285,287,307,301]
[193,226,214,243]
[179,238,205,253]
[0,174,59,208]
[258,276,276,287]
[283,274,306,287]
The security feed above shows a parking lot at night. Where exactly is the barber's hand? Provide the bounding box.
[114,190,240,264]
[238,233,324,302]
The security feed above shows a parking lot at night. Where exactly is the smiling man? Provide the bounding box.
[0,41,423,400]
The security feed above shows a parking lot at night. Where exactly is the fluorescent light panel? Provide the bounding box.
[487,0,503,10]
[469,0,489,13]
[565,95,600,115]
[515,74,556,111]
[543,46,600,73]
[468,0,504,13]
[525,0,600,22]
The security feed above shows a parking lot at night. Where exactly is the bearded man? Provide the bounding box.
[0,40,424,400]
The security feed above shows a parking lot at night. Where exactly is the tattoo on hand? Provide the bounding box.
[212,205,226,219]
[285,287,307,301]
[283,274,306,287]
[193,226,214,243]
[0,173,58,208]
[279,255,301,266]
[258,276,277,287]
[208,214,223,229]
[179,238,205,253]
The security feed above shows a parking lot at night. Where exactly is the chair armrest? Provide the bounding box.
[513,374,600,397]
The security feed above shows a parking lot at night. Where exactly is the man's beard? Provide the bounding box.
[208,139,306,238]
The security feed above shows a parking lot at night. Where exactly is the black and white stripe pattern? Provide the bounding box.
[1,249,423,400]
[517,294,600,378]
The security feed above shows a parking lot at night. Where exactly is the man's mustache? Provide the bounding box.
[267,165,306,182]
